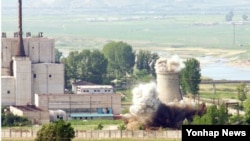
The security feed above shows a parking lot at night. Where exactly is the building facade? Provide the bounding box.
[1,33,65,106]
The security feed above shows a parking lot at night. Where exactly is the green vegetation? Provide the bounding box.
[191,104,228,125]
[237,83,248,108]
[61,49,108,89]
[35,120,75,141]
[135,50,159,78]
[103,41,135,78]
[1,107,31,127]
[180,58,201,96]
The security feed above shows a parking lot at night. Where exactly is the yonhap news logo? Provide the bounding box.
[182,125,250,141]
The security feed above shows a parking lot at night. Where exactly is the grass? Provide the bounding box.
[2,14,250,56]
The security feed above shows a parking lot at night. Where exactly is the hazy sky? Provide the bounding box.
[2,0,250,8]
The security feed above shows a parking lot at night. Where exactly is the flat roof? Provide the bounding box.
[11,105,44,112]
[70,113,113,118]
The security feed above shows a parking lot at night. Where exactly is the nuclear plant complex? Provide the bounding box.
[2,0,205,128]
[1,0,121,124]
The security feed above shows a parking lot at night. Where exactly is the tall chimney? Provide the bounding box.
[17,0,25,56]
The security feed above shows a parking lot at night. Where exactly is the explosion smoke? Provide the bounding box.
[126,55,206,130]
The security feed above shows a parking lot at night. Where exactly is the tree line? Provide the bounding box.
[57,41,201,96]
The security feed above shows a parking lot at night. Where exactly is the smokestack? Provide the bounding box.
[17,0,25,56]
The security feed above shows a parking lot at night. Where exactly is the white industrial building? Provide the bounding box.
[1,33,65,106]
[1,0,121,124]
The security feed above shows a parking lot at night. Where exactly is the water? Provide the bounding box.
[198,56,250,80]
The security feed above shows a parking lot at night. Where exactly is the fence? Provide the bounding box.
[1,128,181,140]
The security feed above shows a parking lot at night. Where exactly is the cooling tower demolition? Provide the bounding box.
[155,55,184,105]
[126,55,206,130]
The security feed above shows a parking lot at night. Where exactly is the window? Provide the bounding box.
[49,74,52,78]
[33,74,36,78]
[7,90,10,94]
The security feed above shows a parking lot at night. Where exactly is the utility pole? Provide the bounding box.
[233,22,235,46]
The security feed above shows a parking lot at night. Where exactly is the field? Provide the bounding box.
[2,14,250,59]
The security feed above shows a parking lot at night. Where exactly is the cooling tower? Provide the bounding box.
[156,71,182,105]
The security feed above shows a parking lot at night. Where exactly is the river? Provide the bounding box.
[198,56,250,80]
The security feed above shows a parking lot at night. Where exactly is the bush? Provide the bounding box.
[117,124,126,130]
[35,120,75,141]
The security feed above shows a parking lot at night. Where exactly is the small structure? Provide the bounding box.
[10,105,49,124]
[72,81,114,94]
[76,85,114,94]
[49,109,67,121]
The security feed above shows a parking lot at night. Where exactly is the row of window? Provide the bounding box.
[33,74,52,78]
[78,89,112,93]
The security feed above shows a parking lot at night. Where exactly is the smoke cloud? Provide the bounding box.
[155,55,185,73]
[129,82,160,124]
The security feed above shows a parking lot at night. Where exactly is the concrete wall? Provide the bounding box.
[13,57,32,105]
[1,129,182,139]
[32,63,64,97]
[156,72,182,105]
[35,94,121,115]
[1,76,16,106]
[9,106,50,124]
[1,37,55,67]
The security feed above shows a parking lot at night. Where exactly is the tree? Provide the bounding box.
[237,83,247,109]
[180,58,201,96]
[242,14,248,21]
[103,41,135,78]
[135,50,159,78]
[62,49,108,89]
[55,48,63,63]
[191,104,228,125]
[225,11,234,21]
[244,97,250,124]
[79,49,108,84]
[62,51,81,83]
[1,113,30,127]
[35,120,75,141]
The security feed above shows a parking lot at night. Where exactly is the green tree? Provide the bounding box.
[243,97,250,124]
[191,104,228,125]
[61,51,81,85]
[135,50,159,78]
[55,48,63,63]
[79,49,108,84]
[1,113,30,127]
[62,49,108,89]
[103,41,135,78]
[237,83,247,108]
[35,120,75,141]
[180,58,201,96]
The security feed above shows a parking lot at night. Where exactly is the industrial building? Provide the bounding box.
[1,0,121,124]
[10,105,50,124]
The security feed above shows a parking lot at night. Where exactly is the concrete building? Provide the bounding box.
[10,105,50,124]
[35,93,121,116]
[1,0,122,123]
[1,34,65,106]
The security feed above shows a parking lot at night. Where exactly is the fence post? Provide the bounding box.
[20,127,22,138]
[9,128,11,138]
